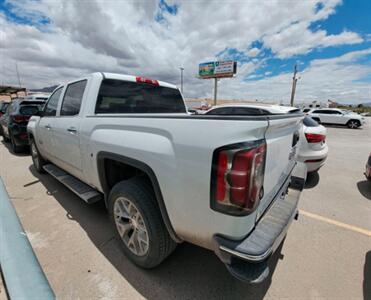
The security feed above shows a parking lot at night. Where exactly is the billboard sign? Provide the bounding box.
[199,60,237,79]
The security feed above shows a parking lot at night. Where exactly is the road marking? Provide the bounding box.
[299,210,371,237]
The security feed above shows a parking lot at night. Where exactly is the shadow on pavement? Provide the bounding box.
[321,124,363,130]
[357,181,371,200]
[1,139,29,157]
[304,172,320,189]
[29,165,283,299]
[364,251,371,300]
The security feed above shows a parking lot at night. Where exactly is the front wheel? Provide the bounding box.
[30,139,46,173]
[347,120,360,129]
[108,178,176,268]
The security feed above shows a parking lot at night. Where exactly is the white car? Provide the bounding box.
[298,117,328,173]
[203,103,301,115]
[308,108,365,129]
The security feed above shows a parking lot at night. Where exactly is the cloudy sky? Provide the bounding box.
[1,0,370,104]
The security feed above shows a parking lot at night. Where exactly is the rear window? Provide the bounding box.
[19,105,40,115]
[303,116,319,127]
[95,79,186,114]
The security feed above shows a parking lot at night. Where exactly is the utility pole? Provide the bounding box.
[290,64,298,107]
[213,78,218,106]
[15,62,22,88]
[179,67,184,94]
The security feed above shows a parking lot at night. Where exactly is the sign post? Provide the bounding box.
[214,78,218,106]
[199,60,237,106]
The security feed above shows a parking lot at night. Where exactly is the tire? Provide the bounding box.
[108,177,176,269]
[347,119,360,129]
[2,132,10,142]
[10,132,23,153]
[30,138,46,173]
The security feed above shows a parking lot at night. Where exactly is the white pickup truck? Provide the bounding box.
[28,72,306,283]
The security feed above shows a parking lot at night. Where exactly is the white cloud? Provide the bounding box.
[263,22,363,58]
[0,0,370,104]
[246,48,260,57]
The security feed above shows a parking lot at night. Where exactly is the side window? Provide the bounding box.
[332,110,342,115]
[44,88,63,117]
[60,80,87,116]
[207,108,233,115]
[232,107,265,115]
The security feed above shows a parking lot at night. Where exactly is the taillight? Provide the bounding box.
[305,133,325,143]
[0,112,3,117]
[12,115,31,123]
[136,76,159,86]
[211,140,266,216]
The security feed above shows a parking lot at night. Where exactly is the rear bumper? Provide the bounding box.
[213,162,307,283]
[298,146,328,173]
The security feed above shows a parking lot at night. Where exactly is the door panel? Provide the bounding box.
[51,80,87,180]
[52,118,83,179]
[37,87,63,159]
[37,117,55,159]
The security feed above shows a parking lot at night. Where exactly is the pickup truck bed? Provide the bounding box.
[27,72,306,282]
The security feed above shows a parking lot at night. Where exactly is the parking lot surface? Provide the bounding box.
[0,122,370,300]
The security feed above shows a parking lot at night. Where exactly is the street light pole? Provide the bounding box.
[179,67,184,94]
[290,64,298,107]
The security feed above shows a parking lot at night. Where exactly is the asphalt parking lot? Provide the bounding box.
[0,122,370,300]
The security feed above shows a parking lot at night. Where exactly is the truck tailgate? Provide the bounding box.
[257,116,303,219]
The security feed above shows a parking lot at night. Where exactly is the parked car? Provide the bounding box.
[0,99,44,152]
[204,104,301,115]
[361,112,371,117]
[28,72,306,283]
[0,101,10,136]
[297,117,328,173]
[308,108,366,129]
[0,101,9,118]
[365,153,371,181]
[22,94,50,102]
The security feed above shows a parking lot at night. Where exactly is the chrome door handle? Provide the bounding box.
[45,125,51,130]
[67,127,77,133]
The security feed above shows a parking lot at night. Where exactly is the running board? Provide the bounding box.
[43,164,102,204]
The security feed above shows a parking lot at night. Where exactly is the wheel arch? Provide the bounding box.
[347,119,361,125]
[96,151,182,243]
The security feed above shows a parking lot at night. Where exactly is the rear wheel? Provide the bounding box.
[30,139,46,173]
[108,178,176,268]
[10,132,23,153]
[2,130,10,142]
[347,120,360,129]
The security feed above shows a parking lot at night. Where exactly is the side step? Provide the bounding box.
[43,164,102,204]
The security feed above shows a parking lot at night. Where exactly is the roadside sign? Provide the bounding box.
[199,60,237,79]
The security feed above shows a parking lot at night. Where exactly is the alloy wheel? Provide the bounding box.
[349,121,358,129]
[113,197,149,256]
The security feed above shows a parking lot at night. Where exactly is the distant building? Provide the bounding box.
[297,100,328,109]
[0,85,27,102]
[328,100,339,108]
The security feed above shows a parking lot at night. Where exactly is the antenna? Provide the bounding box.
[15,62,22,88]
